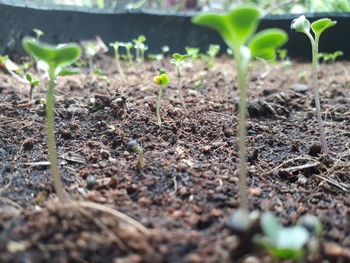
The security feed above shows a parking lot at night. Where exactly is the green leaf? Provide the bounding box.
[32,80,40,86]
[22,37,82,75]
[172,53,190,61]
[249,29,288,60]
[192,6,261,47]
[311,18,337,35]
[25,73,32,82]
[291,15,311,34]
[261,212,281,242]
[160,74,169,85]
[58,67,81,76]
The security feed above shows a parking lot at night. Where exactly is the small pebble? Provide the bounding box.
[86,175,96,190]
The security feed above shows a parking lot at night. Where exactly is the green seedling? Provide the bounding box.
[58,67,81,76]
[162,45,170,56]
[153,73,169,127]
[148,54,163,61]
[201,44,220,67]
[193,6,287,220]
[318,50,343,63]
[126,140,145,169]
[81,36,108,74]
[15,61,32,75]
[170,53,191,114]
[25,73,40,101]
[119,42,134,67]
[33,28,44,40]
[93,68,106,76]
[133,35,146,63]
[277,48,292,66]
[257,212,322,261]
[110,42,126,80]
[22,37,81,202]
[185,46,200,60]
[291,15,336,155]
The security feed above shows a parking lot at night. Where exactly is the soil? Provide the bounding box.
[0,55,349,263]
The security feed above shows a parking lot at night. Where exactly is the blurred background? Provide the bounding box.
[22,0,350,13]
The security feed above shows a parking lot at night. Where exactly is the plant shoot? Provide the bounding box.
[126,140,145,169]
[291,15,336,155]
[26,73,40,101]
[22,37,82,202]
[110,41,126,80]
[153,73,169,127]
[193,6,288,219]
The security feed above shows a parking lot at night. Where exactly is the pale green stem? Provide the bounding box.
[138,150,145,169]
[126,48,133,67]
[306,32,328,154]
[236,58,248,212]
[47,69,69,202]
[175,66,189,114]
[156,85,164,127]
[114,48,126,81]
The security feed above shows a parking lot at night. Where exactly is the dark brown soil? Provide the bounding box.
[0,55,349,263]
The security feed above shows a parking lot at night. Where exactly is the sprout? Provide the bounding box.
[119,42,134,67]
[318,50,343,63]
[153,73,169,127]
[33,28,44,40]
[81,36,108,74]
[201,44,220,67]
[109,41,126,80]
[25,73,40,101]
[126,140,145,169]
[257,213,322,261]
[291,15,336,155]
[185,46,200,60]
[170,53,190,114]
[193,6,288,218]
[161,45,170,56]
[133,35,146,63]
[22,37,82,202]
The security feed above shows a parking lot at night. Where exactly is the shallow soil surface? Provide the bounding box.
[0,55,349,263]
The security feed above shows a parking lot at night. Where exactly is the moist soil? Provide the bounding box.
[0,55,349,263]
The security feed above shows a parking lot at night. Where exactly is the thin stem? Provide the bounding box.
[156,85,164,127]
[236,61,248,212]
[29,84,34,101]
[138,150,145,169]
[115,52,126,81]
[176,66,189,114]
[307,32,328,154]
[47,69,69,202]
[126,48,132,67]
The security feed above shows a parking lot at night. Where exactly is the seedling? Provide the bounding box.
[33,28,44,40]
[22,37,82,202]
[277,48,292,66]
[25,73,40,101]
[257,212,322,261]
[201,44,220,67]
[161,45,170,56]
[126,140,145,169]
[318,50,343,63]
[170,53,190,114]
[81,36,108,74]
[185,46,200,60]
[110,42,126,80]
[291,15,336,155]
[133,35,146,63]
[153,73,169,127]
[119,42,134,67]
[147,53,163,61]
[193,6,287,219]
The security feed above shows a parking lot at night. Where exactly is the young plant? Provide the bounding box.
[193,6,287,220]
[133,35,146,63]
[257,212,322,261]
[81,36,108,74]
[170,53,190,114]
[153,73,169,127]
[161,45,170,56]
[109,41,126,80]
[119,42,134,67]
[25,73,40,101]
[318,50,343,63]
[201,44,220,67]
[33,28,44,40]
[126,140,145,169]
[291,15,336,155]
[22,37,82,202]
[185,46,200,60]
